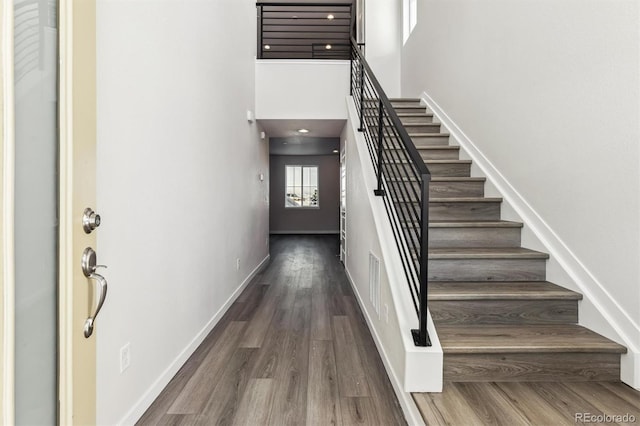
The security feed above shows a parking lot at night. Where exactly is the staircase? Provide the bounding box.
[387,98,627,382]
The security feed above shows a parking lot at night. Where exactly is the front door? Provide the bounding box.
[1,0,99,424]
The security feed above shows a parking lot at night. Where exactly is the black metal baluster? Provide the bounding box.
[358,59,365,132]
[374,100,385,196]
[412,173,431,347]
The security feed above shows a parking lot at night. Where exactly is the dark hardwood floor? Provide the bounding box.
[137,235,407,426]
[137,235,640,426]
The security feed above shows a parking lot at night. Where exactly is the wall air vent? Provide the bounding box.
[369,252,381,317]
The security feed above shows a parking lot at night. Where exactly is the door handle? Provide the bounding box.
[81,247,108,338]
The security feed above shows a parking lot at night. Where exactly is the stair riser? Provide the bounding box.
[404,124,441,133]
[391,181,484,198]
[387,162,470,177]
[400,116,435,124]
[430,181,485,198]
[368,121,442,134]
[387,149,459,161]
[429,227,521,248]
[411,136,451,147]
[397,201,501,221]
[429,258,546,281]
[430,300,578,325]
[443,353,620,382]
[391,101,422,108]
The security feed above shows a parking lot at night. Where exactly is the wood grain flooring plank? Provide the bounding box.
[167,321,247,414]
[227,284,269,321]
[527,382,604,423]
[599,382,640,409]
[493,382,574,425]
[332,316,370,397]
[239,284,283,348]
[155,414,199,426]
[231,378,275,426]
[311,287,333,340]
[267,290,312,426]
[413,384,486,426]
[357,342,407,426]
[341,296,375,349]
[455,382,531,425]
[250,308,292,379]
[340,397,378,426]
[307,340,343,426]
[566,382,640,419]
[195,348,257,426]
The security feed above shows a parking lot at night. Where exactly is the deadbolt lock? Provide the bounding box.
[83,207,101,234]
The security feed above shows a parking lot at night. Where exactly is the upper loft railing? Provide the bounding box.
[350,38,432,347]
[256,2,353,60]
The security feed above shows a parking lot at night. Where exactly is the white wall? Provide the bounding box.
[343,98,442,408]
[364,0,402,97]
[96,1,269,424]
[255,60,349,119]
[401,0,640,385]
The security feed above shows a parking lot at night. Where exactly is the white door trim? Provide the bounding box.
[0,0,15,423]
[58,0,75,422]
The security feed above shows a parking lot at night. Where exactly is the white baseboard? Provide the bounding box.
[118,254,271,425]
[344,267,426,426]
[269,230,339,235]
[420,91,640,388]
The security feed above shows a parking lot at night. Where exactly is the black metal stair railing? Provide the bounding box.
[257,2,353,60]
[350,38,431,347]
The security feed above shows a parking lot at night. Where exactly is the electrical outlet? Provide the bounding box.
[236,258,240,271]
[120,343,130,373]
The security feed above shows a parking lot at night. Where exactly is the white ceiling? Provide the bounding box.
[258,119,346,138]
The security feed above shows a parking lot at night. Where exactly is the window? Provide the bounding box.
[403,0,417,45]
[285,165,319,208]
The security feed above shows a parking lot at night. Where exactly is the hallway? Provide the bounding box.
[137,235,406,425]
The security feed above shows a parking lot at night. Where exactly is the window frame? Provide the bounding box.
[284,165,320,209]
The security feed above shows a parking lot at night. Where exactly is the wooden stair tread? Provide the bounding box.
[386,146,459,151]
[408,132,449,137]
[397,112,433,117]
[388,176,485,182]
[437,324,627,354]
[402,220,521,229]
[394,197,502,203]
[429,281,583,300]
[390,98,421,102]
[428,247,549,260]
[428,220,522,228]
[384,159,470,164]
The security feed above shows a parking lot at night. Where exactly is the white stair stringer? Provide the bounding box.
[343,96,443,400]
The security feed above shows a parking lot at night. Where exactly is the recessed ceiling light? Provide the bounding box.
[332,149,339,153]
[327,14,334,20]
[297,128,309,134]
[292,15,298,19]
[325,44,332,50]
[283,142,288,145]
[264,45,271,50]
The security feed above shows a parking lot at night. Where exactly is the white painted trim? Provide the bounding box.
[118,254,271,425]
[1,1,15,422]
[269,230,340,235]
[58,0,75,422]
[345,268,425,426]
[420,90,640,389]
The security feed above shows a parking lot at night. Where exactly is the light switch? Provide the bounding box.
[247,110,254,122]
